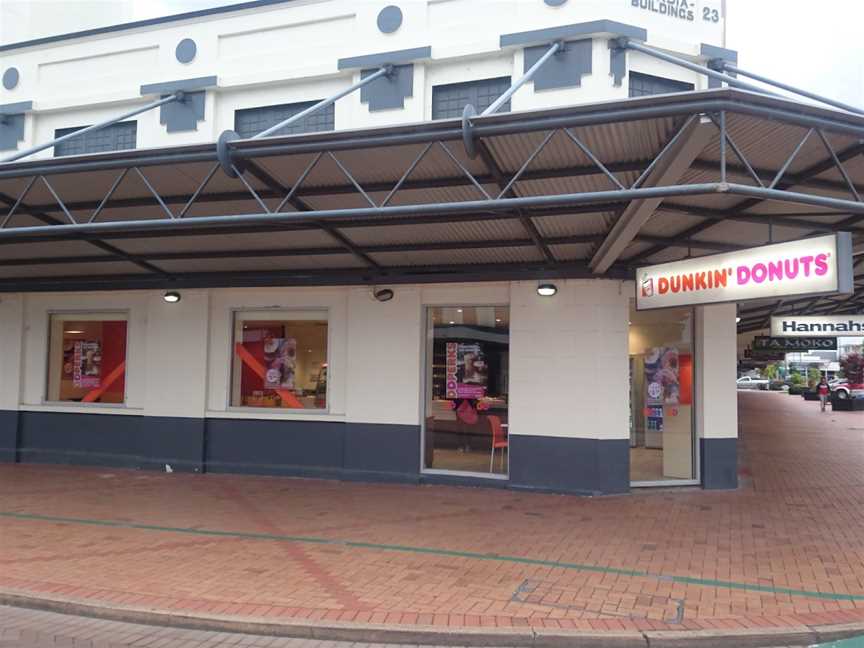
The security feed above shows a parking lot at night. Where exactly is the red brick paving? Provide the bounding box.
[0,392,863,636]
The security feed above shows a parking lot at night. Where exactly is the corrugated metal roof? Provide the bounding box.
[0,88,861,297]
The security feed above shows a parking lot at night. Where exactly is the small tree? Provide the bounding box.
[763,363,779,380]
[807,366,822,387]
[790,371,804,386]
[841,352,864,388]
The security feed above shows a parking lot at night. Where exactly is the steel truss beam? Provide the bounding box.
[6,92,864,182]
[628,138,864,264]
[0,92,861,311]
[1,182,862,246]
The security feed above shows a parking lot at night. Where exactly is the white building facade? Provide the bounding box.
[0,0,743,494]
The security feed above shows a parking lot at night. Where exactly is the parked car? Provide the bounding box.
[736,376,770,390]
[830,378,851,400]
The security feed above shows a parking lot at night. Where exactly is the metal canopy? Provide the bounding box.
[0,87,862,327]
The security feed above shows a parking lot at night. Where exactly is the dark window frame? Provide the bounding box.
[233,100,335,139]
[628,71,694,98]
[53,121,137,157]
[431,76,512,120]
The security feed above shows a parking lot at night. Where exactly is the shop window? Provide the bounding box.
[424,306,509,476]
[54,121,137,157]
[628,304,695,483]
[628,72,694,98]
[431,77,512,120]
[46,314,128,404]
[234,101,335,139]
[230,311,329,410]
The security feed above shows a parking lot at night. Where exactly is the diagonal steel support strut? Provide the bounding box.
[1,93,181,163]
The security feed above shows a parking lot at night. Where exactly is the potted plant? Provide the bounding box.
[788,372,806,396]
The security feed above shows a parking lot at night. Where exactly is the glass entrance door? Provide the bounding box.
[628,304,697,485]
[423,306,509,477]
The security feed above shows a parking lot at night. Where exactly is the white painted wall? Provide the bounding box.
[1,280,737,462]
[0,0,725,158]
[696,302,738,439]
[509,279,631,440]
[142,290,210,419]
[0,294,23,411]
[345,286,422,425]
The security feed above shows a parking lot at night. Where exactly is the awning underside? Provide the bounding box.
[0,88,861,330]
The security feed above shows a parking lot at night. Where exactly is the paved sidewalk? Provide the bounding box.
[1,392,863,646]
[0,604,452,648]
[0,604,818,648]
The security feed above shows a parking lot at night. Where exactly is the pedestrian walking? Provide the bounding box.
[817,376,830,412]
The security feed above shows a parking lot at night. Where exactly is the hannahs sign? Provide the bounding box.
[636,233,853,310]
[771,315,864,337]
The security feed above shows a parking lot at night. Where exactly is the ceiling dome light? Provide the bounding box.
[163,291,181,303]
[537,283,557,297]
[373,288,394,302]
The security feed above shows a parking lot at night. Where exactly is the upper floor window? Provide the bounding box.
[234,101,335,139]
[54,121,137,157]
[628,72,694,98]
[432,77,512,120]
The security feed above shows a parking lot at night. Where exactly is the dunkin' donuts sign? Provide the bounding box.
[636,233,853,310]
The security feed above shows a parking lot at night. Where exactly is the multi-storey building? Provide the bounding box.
[0,0,860,494]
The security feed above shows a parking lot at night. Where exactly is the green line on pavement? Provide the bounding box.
[3,510,864,603]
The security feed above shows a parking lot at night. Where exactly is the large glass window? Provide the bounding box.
[230,311,328,410]
[628,304,696,483]
[424,306,509,475]
[54,121,137,157]
[47,314,128,404]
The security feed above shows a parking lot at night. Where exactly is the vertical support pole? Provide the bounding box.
[719,111,727,184]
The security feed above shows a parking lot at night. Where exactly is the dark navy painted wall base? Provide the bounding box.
[17,412,205,472]
[206,418,420,483]
[700,437,738,490]
[10,411,421,484]
[509,435,630,496]
[0,410,19,462]
[3,411,736,496]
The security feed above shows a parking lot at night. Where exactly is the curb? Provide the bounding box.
[2,591,863,648]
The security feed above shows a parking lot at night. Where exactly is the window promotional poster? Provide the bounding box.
[73,340,102,389]
[644,346,680,432]
[262,337,297,390]
[445,342,488,400]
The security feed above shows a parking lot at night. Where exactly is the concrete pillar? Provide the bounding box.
[696,303,739,489]
[0,295,23,462]
[508,279,630,495]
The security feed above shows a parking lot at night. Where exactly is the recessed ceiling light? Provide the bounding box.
[64,330,84,334]
[457,308,463,313]
[495,318,501,323]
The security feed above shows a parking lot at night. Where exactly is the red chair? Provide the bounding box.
[488,415,508,472]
